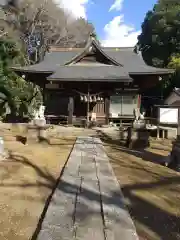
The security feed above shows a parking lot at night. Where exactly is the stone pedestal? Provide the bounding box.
[119,127,128,140]
[26,123,50,144]
[170,139,180,171]
[33,118,46,126]
[127,127,150,149]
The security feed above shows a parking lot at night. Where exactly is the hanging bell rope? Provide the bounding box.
[75,90,103,97]
[79,94,104,102]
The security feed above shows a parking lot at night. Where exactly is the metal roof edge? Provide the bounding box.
[11,66,54,74]
[46,79,132,82]
[46,77,133,82]
[129,69,175,75]
[154,104,180,108]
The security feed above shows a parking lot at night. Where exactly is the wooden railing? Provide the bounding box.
[144,117,158,125]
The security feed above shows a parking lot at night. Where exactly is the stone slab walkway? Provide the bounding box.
[37,137,138,240]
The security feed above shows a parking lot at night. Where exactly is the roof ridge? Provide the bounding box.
[92,40,123,66]
[64,35,123,66]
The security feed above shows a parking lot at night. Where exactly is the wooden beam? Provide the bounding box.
[105,96,110,125]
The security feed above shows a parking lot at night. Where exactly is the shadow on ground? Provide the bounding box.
[96,129,180,240]
[15,135,76,146]
[1,135,180,240]
[122,180,180,240]
[96,129,169,165]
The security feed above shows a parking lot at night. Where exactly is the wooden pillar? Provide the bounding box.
[105,96,110,125]
[157,106,160,140]
[68,96,74,125]
[157,126,160,140]
[162,128,165,139]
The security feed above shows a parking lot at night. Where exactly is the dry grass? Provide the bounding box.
[0,123,75,240]
[1,123,179,240]
[104,140,180,240]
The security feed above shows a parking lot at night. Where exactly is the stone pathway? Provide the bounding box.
[37,137,138,240]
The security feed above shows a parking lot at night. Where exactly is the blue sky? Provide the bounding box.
[60,0,157,47]
[87,0,157,39]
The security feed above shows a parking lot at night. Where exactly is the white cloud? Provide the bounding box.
[109,0,124,12]
[54,0,89,19]
[101,15,140,47]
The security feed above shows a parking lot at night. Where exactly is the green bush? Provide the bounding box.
[0,38,42,121]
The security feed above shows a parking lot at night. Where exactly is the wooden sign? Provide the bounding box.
[159,107,178,124]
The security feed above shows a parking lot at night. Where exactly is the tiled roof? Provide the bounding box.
[103,48,173,75]
[12,50,79,73]
[47,65,132,82]
[12,36,174,81]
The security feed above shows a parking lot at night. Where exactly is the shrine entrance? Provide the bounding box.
[74,95,87,117]
[73,89,106,126]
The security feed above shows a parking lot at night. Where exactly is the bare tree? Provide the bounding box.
[53,17,94,47]
[1,0,95,63]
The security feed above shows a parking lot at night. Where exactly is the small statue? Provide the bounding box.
[38,105,45,120]
[134,109,146,121]
[140,112,145,120]
[31,106,46,126]
[133,108,140,121]
[133,108,146,128]
[32,109,39,119]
